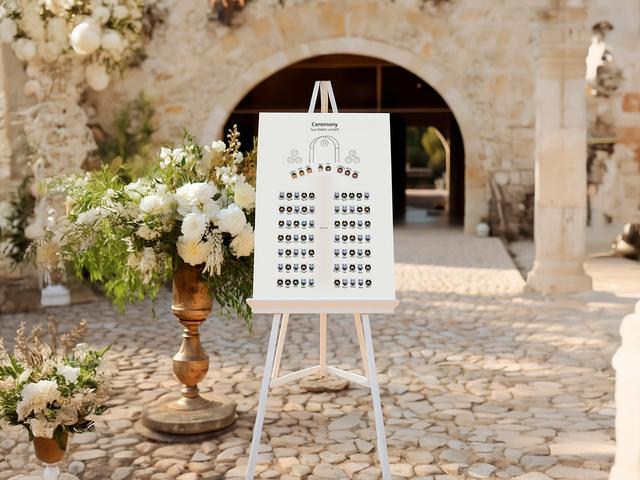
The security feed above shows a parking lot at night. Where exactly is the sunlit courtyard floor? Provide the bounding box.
[1,226,638,480]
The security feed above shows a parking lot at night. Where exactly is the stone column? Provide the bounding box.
[526,2,592,294]
[610,301,640,480]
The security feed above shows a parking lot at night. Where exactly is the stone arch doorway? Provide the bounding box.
[200,37,485,233]
[221,54,466,226]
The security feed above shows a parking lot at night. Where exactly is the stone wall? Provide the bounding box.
[87,0,541,234]
[1,0,639,237]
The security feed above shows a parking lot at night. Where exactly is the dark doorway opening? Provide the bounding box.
[224,54,465,226]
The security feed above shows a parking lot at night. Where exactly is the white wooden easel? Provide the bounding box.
[245,300,398,480]
[244,82,397,480]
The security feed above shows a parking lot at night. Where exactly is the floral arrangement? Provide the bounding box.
[0,0,145,93]
[45,127,257,327]
[0,317,110,448]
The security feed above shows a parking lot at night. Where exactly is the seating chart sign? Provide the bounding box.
[252,112,396,302]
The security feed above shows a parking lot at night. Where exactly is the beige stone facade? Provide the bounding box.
[1,0,639,293]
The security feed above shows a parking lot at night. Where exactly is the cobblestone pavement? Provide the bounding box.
[1,226,635,480]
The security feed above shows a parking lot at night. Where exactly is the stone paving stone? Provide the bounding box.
[0,228,627,479]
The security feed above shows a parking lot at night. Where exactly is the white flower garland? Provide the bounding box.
[0,0,147,250]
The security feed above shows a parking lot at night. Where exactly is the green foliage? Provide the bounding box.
[0,177,36,267]
[97,93,156,182]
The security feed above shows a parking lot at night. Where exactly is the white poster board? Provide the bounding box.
[251,112,396,305]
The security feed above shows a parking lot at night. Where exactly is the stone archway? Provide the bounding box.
[199,37,485,233]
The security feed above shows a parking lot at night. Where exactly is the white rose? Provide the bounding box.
[100,29,123,53]
[70,21,101,55]
[230,224,254,257]
[23,79,42,99]
[112,5,128,20]
[85,63,109,91]
[175,182,217,216]
[177,236,209,266]
[181,212,208,242]
[139,194,167,215]
[0,18,17,43]
[233,176,256,211]
[38,42,62,63]
[215,203,246,236]
[57,364,80,383]
[92,5,110,25]
[17,380,61,421]
[12,38,37,62]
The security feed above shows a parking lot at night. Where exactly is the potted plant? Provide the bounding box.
[0,317,110,479]
[42,126,256,436]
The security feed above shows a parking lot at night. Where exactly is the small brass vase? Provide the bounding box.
[33,432,68,480]
[140,264,237,439]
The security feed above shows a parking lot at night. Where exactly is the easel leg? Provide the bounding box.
[272,313,289,379]
[362,314,391,480]
[246,314,282,480]
[354,313,369,378]
[319,312,327,375]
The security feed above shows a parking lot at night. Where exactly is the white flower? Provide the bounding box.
[70,21,101,55]
[234,151,244,164]
[181,212,208,242]
[232,176,256,211]
[57,364,80,384]
[177,237,209,266]
[27,417,56,438]
[0,18,16,43]
[124,179,150,199]
[136,224,158,240]
[210,140,225,153]
[215,203,246,236]
[112,4,128,20]
[23,79,42,99]
[139,194,168,215]
[130,247,159,282]
[175,183,217,216]
[230,224,254,258]
[17,380,61,421]
[85,63,110,91]
[12,38,37,62]
[101,29,123,53]
[92,5,110,24]
[75,208,101,225]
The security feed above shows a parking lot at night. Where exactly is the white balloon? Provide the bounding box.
[70,22,101,55]
[12,38,37,62]
[85,63,110,91]
[0,18,17,43]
